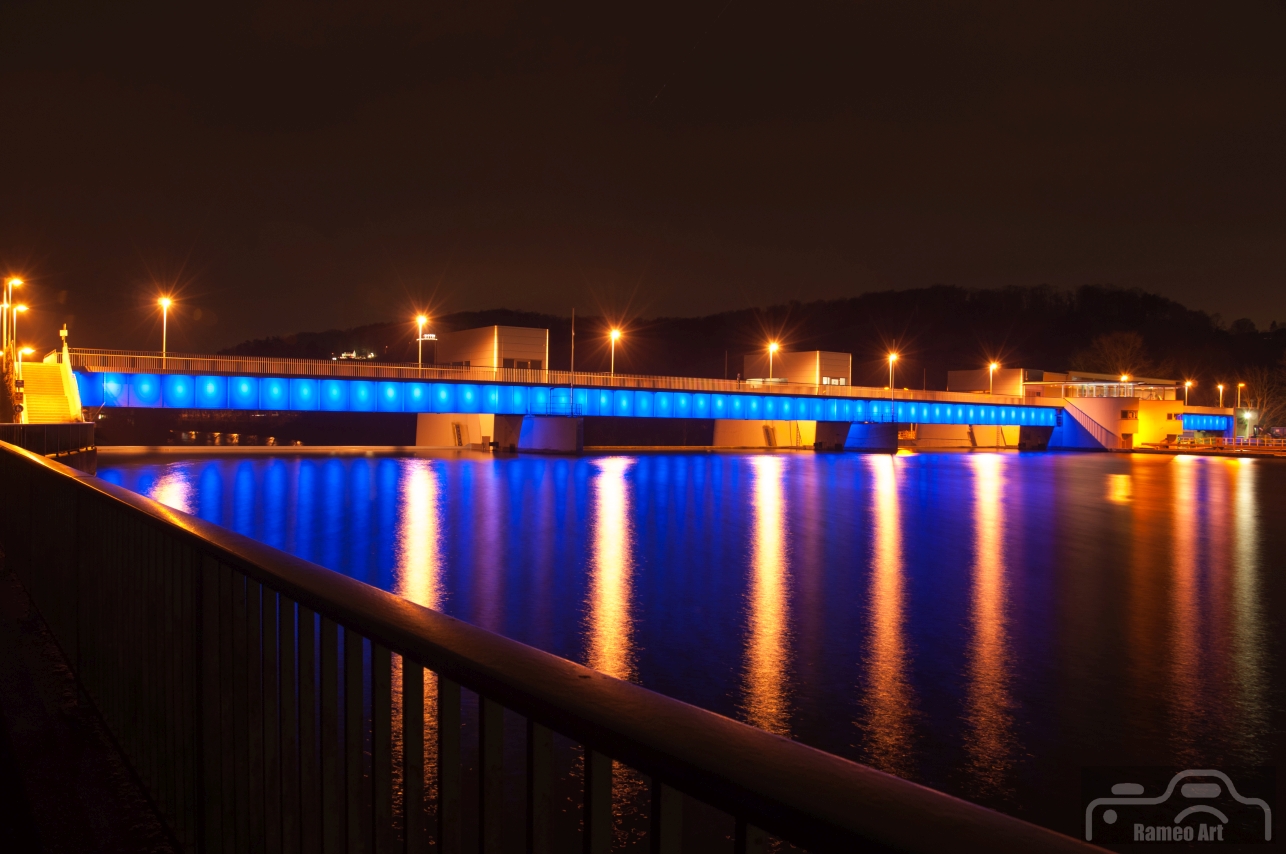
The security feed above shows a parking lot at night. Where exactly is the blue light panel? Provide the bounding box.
[129,374,162,408]
[290,378,319,411]
[162,374,195,408]
[196,376,227,408]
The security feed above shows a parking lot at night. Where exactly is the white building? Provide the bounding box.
[742,350,852,385]
[435,326,548,370]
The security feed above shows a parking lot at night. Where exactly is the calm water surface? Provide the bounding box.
[98,450,1286,837]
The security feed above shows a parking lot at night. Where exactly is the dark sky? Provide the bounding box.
[2,1,1284,353]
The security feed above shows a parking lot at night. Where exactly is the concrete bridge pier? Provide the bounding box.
[841,422,899,453]
[518,415,583,454]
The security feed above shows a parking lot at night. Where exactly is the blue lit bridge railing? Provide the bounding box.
[0,442,1096,853]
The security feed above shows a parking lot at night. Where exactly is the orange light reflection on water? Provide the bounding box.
[963,454,1014,796]
[742,455,791,736]
[587,457,635,680]
[860,454,914,776]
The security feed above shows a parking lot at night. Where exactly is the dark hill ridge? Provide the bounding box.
[221,286,1286,408]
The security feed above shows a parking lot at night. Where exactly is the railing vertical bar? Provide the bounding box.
[583,750,612,854]
[143,523,157,803]
[300,606,320,854]
[402,661,425,854]
[219,563,238,854]
[372,643,392,853]
[479,698,504,854]
[248,578,266,849]
[345,629,369,853]
[264,586,282,854]
[201,556,223,853]
[320,617,344,852]
[176,539,193,845]
[525,720,552,854]
[436,677,461,854]
[164,533,179,834]
[280,598,301,854]
[233,569,251,852]
[648,782,682,854]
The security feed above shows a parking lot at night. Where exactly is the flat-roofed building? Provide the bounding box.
[742,350,852,386]
[435,326,548,370]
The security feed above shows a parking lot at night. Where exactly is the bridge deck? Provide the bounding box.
[68,348,1061,426]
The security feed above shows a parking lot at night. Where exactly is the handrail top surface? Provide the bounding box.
[0,440,1095,852]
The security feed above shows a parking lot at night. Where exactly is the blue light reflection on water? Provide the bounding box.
[96,450,1283,832]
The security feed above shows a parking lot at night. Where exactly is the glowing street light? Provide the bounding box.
[989,361,999,395]
[158,297,173,365]
[1184,380,1193,406]
[888,353,899,401]
[610,328,622,377]
[1218,383,1225,408]
[768,341,779,379]
[1120,374,1130,383]
[416,315,429,369]
[1237,382,1245,408]
[17,346,32,382]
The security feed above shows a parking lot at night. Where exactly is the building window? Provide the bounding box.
[1121,410,1138,420]
[822,376,830,385]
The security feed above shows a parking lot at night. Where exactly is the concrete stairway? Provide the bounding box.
[20,363,77,423]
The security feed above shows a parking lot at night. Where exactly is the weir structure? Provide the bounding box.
[0,439,1098,852]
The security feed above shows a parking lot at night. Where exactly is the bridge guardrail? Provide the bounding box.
[0,440,1095,853]
[66,348,1040,407]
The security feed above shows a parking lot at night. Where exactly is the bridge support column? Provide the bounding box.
[813,422,850,451]
[842,422,898,454]
[1017,425,1054,451]
[518,416,583,454]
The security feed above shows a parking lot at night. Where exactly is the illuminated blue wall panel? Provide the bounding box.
[655,392,673,418]
[76,372,105,407]
[321,380,348,411]
[128,374,162,408]
[432,383,456,413]
[574,388,592,415]
[480,385,500,414]
[260,377,288,410]
[102,373,128,407]
[350,381,376,412]
[289,379,319,411]
[195,376,227,408]
[613,390,633,417]
[710,394,727,418]
[674,392,692,417]
[378,382,404,413]
[635,391,654,417]
[1182,414,1230,432]
[405,383,431,413]
[162,375,195,408]
[455,384,480,414]
[227,377,258,410]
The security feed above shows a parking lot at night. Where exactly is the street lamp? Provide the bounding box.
[1237,382,1245,408]
[416,315,428,369]
[888,353,898,401]
[158,297,173,365]
[768,341,779,379]
[1218,383,1225,408]
[989,361,999,395]
[610,328,622,377]
[17,346,32,381]
[1184,380,1193,406]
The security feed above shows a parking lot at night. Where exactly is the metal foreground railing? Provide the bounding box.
[0,442,1096,854]
[64,347,1034,407]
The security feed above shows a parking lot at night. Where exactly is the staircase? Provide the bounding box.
[20,363,78,423]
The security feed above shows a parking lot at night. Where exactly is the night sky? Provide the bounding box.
[2,1,1283,353]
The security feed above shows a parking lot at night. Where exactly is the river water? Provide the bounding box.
[98,449,1284,840]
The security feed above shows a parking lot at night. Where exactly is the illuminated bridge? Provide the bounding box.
[66,348,1070,451]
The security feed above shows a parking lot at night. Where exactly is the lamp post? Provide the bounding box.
[1237,382,1245,409]
[767,341,779,379]
[416,315,428,370]
[888,353,898,401]
[610,328,621,377]
[158,297,172,366]
[17,346,32,381]
[989,361,999,395]
[1218,383,1225,408]
[4,278,22,351]
[12,305,27,357]
[1184,380,1192,406]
